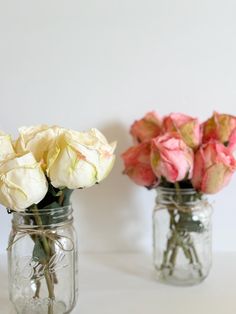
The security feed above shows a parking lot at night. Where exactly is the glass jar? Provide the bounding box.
[8,205,78,314]
[153,187,212,286]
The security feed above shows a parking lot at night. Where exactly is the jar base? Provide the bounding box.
[12,297,73,314]
[154,266,209,286]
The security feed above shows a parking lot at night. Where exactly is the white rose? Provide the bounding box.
[82,128,116,181]
[15,125,64,166]
[0,152,48,211]
[47,128,116,189]
[0,131,15,162]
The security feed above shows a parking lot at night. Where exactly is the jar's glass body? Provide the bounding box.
[153,187,212,286]
[8,206,78,314]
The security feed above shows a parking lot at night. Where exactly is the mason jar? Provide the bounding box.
[153,187,212,286]
[8,205,78,314]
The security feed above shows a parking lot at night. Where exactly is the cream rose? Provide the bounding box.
[15,125,64,166]
[0,152,48,211]
[47,128,116,189]
[0,131,15,162]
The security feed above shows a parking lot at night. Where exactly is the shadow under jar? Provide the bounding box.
[8,205,78,314]
[153,187,212,286]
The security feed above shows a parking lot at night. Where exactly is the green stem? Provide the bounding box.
[58,193,64,206]
[32,206,55,313]
[174,182,182,203]
[189,240,203,277]
[161,198,203,280]
[169,242,178,276]
[160,237,172,270]
[174,184,203,278]
[45,271,55,314]
[160,209,176,271]
[32,206,51,256]
[33,276,41,299]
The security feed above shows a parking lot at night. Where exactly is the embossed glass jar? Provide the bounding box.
[8,205,78,314]
[153,187,212,286]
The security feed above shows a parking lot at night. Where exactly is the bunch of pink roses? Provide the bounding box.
[122,111,236,194]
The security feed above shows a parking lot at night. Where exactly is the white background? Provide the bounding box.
[0,0,236,254]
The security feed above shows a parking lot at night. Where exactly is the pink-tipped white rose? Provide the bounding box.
[15,125,64,167]
[151,132,194,183]
[121,142,158,188]
[130,111,162,143]
[192,141,236,194]
[47,128,116,189]
[163,113,201,149]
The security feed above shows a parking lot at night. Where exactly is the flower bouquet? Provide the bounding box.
[122,111,236,285]
[0,125,116,313]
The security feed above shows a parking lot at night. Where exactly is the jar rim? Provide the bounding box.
[12,204,72,216]
[156,186,199,194]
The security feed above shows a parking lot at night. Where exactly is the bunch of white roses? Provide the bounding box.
[0,125,116,211]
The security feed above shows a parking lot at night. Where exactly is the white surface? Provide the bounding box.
[1,253,236,314]
[0,0,236,253]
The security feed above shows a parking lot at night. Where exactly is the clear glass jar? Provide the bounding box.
[8,205,78,314]
[153,187,212,286]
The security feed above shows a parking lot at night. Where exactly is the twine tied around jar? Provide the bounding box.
[155,194,212,213]
[7,227,74,252]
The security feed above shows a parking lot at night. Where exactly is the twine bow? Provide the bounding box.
[156,195,212,213]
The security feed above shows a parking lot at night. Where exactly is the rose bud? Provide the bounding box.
[151,132,194,183]
[121,142,158,188]
[163,113,201,150]
[0,152,48,211]
[202,112,236,146]
[15,125,64,168]
[192,141,236,194]
[47,128,116,189]
[0,131,15,162]
[229,128,236,153]
[130,111,162,143]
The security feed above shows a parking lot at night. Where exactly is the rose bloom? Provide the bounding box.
[130,111,162,143]
[15,125,64,167]
[151,132,194,183]
[202,112,236,145]
[121,142,158,188]
[229,128,236,153]
[0,131,15,162]
[0,152,48,211]
[192,141,236,194]
[163,113,201,149]
[47,128,116,189]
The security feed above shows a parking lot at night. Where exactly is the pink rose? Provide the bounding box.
[151,132,194,183]
[192,141,236,194]
[229,128,236,152]
[121,142,158,188]
[163,113,201,149]
[130,111,162,143]
[202,112,236,145]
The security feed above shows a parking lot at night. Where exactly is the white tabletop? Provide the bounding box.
[1,253,236,314]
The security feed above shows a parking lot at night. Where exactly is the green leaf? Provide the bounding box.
[32,238,47,263]
[44,201,61,209]
[176,212,205,233]
[62,188,73,206]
